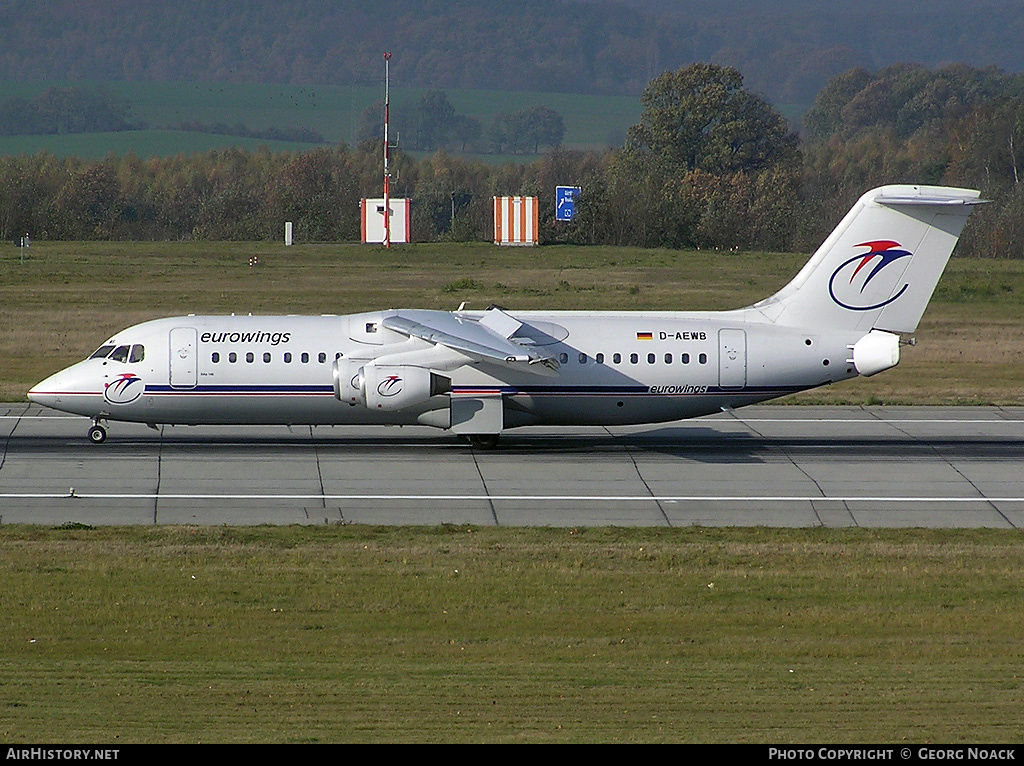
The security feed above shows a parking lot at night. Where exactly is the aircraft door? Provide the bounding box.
[718,329,746,389]
[169,327,198,389]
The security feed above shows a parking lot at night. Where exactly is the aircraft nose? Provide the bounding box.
[27,370,64,407]
[27,366,88,410]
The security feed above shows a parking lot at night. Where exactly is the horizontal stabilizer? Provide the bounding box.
[874,192,987,207]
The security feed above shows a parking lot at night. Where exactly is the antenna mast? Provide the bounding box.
[382,52,392,250]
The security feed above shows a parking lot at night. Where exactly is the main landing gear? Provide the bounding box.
[467,434,500,449]
[88,420,107,444]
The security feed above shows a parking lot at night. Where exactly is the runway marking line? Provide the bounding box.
[3,416,1024,425]
[3,493,1024,503]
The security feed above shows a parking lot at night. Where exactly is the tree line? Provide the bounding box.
[0,86,134,136]
[0,83,565,156]
[3,63,1024,258]
[0,85,328,144]
[357,91,565,155]
[172,122,325,145]
[4,1,1024,106]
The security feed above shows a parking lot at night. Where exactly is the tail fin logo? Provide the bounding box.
[828,240,913,311]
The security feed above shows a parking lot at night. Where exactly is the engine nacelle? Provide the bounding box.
[335,359,450,411]
[364,365,450,411]
[334,357,368,405]
[849,330,901,377]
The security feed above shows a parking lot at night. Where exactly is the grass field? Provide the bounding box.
[0,81,814,161]
[0,129,322,159]
[1,525,1023,743]
[0,81,645,158]
[2,240,1022,404]
[3,241,1022,743]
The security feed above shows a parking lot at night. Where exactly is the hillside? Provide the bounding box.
[0,0,1022,104]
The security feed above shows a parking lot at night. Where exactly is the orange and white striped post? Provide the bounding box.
[492,196,538,246]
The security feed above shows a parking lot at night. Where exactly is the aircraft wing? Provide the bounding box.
[382,309,560,373]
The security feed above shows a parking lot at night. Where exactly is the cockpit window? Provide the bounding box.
[90,343,145,363]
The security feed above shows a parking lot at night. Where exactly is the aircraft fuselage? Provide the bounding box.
[29,310,859,431]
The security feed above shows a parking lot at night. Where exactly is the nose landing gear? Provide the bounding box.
[88,420,107,444]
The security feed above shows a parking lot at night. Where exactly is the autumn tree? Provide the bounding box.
[594,64,800,249]
[488,106,565,154]
[625,64,799,176]
[799,63,1024,254]
[415,90,456,150]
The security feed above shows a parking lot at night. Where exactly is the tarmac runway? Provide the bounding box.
[1,403,1022,528]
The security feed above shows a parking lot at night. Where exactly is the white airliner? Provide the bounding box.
[29,184,982,445]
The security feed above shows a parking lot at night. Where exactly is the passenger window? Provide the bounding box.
[630,353,638,364]
[129,345,145,363]
[246,352,254,363]
[318,352,327,364]
[559,352,568,364]
[578,353,587,364]
[211,352,220,363]
[664,353,672,364]
[595,353,604,364]
[229,352,237,363]
[699,353,708,364]
[682,353,690,364]
[109,346,129,362]
[90,345,115,359]
[284,353,292,363]
[613,353,621,364]
[647,353,655,364]
[301,353,309,363]
[263,352,271,363]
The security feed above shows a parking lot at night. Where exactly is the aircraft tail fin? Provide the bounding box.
[753,185,983,333]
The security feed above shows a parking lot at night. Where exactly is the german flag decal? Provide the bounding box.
[636,332,653,341]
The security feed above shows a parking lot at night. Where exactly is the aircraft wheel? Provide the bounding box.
[468,434,500,449]
[88,425,107,444]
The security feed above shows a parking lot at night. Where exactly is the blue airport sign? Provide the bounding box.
[555,186,581,221]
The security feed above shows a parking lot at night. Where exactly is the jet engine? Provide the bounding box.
[334,358,450,411]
